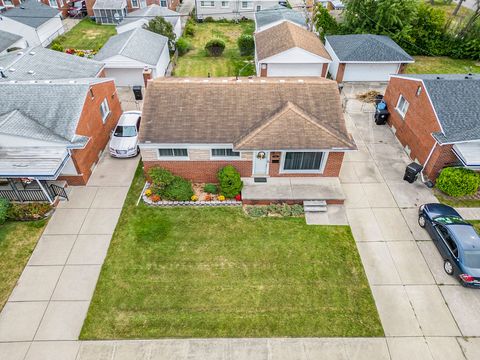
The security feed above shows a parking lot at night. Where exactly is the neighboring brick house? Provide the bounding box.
[384,74,480,181]
[139,77,355,187]
[86,0,178,19]
[0,79,122,187]
[255,21,331,77]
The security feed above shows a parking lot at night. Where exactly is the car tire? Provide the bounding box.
[418,214,426,228]
[444,260,454,276]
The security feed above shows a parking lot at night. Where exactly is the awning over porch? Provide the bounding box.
[0,147,70,180]
[452,141,480,168]
[241,177,345,201]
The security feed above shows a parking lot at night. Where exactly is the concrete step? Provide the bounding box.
[304,206,328,212]
[303,200,327,207]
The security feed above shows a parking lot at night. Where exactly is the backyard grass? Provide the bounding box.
[173,21,256,77]
[406,56,480,74]
[52,18,116,50]
[0,219,47,309]
[80,164,382,339]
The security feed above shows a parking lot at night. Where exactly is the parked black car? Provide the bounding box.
[419,203,480,288]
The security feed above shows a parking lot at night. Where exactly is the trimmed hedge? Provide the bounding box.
[176,37,192,55]
[148,166,194,201]
[205,39,225,57]
[217,165,243,198]
[203,183,218,194]
[436,167,480,197]
[237,34,254,56]
[0,198,9,225]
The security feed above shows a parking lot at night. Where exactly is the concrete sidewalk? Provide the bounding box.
[0,153,138,360]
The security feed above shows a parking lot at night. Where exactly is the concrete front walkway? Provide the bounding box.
[0,153,138,360]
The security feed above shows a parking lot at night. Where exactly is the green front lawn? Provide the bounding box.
[406,56,480,74]
[81,164,382,339]
[0,219,47,309]
[53,18,116,51]
[173,21,256,77]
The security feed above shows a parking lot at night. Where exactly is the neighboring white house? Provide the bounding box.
[255,21,331,77]
[94,28,170,87]
[116,4,182,40]
[0,30,27,55]
[195,0,279,20]
[254,5,307,32]
[0,0,64,47]
[325,34,414,82]
[93,0,128,24]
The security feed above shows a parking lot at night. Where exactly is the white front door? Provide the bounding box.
[253,151,269,176]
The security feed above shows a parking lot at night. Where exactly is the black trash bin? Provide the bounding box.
[375,108,390,125]
[374,94,384,105]
[404,162,423,183]
[132,86,143,101]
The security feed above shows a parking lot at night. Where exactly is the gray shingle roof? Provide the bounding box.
[0,47,104,81]
[0,80,109,146]
[396,74,480,144]
[93,0,127,9]
[94,28,168,66]
[118,4,180,28]
[3,0,60,28]
[325,34,413,62]
[255,6,307,30]
[0,30,22,53]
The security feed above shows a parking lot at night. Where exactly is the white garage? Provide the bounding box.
[325,34,414,82]
[95,28,170,87]
[255,21,331,77]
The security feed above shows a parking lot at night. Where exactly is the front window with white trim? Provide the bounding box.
[158,148,189,159]
[160,0,167,6]
[48,0,58,8]
[4,0,14,6]
[241,1,252,8]
[281,152,325,173]
[211,148,240,158]
[200,1,214,6]
[396,94,409,119]
[100,98,110,123]
[221,1,229,7]
[131,0,139,7]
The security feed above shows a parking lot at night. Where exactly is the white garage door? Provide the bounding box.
[267,63,324,77]
[104,68,144,87]
[343,63,400,82]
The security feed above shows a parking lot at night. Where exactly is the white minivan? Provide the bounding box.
[109,111,141,158]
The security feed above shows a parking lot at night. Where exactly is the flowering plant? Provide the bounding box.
[191,195,198,201]
[151,194,161,202]
[235,194,241,201]
[145,189,152,197]
[218,195,225,201]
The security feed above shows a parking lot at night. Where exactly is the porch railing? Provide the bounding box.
[50,184,68,201]
[0,189,49,202]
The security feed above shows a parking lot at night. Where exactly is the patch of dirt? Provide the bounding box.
[83,29,103,39]
[356,90,382,103]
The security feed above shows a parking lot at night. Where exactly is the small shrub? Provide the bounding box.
[289,204,305,216]
[436,167,480,197]
[203,183,218,194]
[204,16,215,22]
[176,37,192,55]
[162,176,194,201]
[50,42,64,52]
[237,34,254,56]
[245,206,268,218]
[184,23,196,37]
[7,202,52,221]
[217,165,243,198]
[0,198,10,224]
[148,167,175,190]
[205,39,226,57]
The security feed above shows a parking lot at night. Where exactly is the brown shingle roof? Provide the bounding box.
[139,77,355,151]
[255,21,332,62]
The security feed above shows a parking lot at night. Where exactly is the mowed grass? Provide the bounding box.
[0,219,47,309]
[80,165,382,339]
[406,56,480,74]
[173,22,256,77]
[53,18,116,50]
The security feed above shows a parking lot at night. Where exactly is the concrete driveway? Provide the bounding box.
[340,82,480,358]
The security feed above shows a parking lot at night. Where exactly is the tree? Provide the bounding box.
[313,4,338,39]
[453,0,465,16]
[205,39,226,57]
[144,16,176,50]
[237,34,254,56]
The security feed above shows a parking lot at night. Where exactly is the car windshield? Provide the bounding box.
[433,216,467,225]
[114,125,136,137]
[464,250,480,269]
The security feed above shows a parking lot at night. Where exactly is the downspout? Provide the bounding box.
[420,141,437,183]
[36,179,54,204]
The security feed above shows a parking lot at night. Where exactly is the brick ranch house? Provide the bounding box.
[139,78,356,203]
[0,79,122,197]
[384,74,480,181]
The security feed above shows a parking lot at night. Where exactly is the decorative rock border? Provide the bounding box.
[142,183,241,207]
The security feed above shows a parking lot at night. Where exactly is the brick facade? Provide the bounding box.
[58,80,122,185]
[142,151,345,183]
[384,76,459,181]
